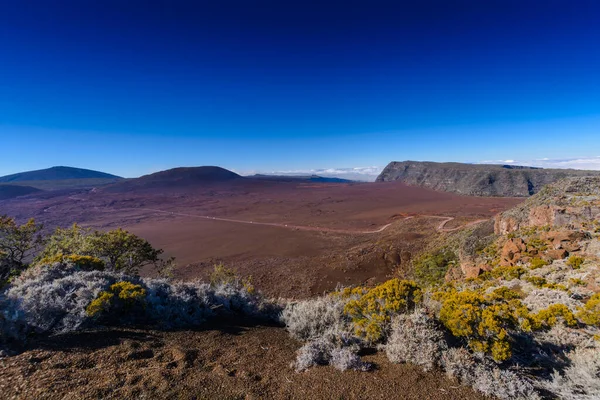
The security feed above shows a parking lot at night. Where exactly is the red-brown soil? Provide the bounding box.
[0,321,486,400]
[0,179,521,297]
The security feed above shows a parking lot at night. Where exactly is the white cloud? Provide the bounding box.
[478,156,600,170]
[240,166,383,182]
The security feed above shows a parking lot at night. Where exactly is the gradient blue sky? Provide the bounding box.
[1,0,599,178]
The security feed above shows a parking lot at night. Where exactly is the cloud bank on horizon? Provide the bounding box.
[242,166,383,182]
[479,156,600,170]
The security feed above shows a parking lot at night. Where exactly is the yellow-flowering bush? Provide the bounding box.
[86,281,146,318]
[435,287,530,362]
[577,293,600,326]
[530,304,577,329]
[36,253,105,271]
[343,279,422,342]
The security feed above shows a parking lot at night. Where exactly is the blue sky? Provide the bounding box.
[1,1,599,178]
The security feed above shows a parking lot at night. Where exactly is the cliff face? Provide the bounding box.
[376,161,600,197]
[494,176,600,234]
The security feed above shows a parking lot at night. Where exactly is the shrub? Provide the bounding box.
[330,347,371,371]
[524,276,547,288]
[436,287,530,362]
[86,281,146,320]
[281,296,349,341]
[577,293,600,327]
[0,216,43,284]
[530,304,578,329]
[88,228,163,274]
[567,256,584,270]
[522,287,583,314]
[210,263,237,285]
[294,337,335,372]
[37,225,167,275]
[1,262,279,346]
[2,263,119,340]
[343,279,422,342]
[385,310,448,371]
[293,335,369,372]
[412,250,457,287]
[541,347,600,400]
[482,265,527,281]
[36,254,105,271]
[529,257,549,270]
[441,347,540,400]
[35,224,95,262]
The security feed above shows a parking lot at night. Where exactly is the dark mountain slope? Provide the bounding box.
[0,184,42,200]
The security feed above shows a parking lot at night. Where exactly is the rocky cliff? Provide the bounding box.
[376,161,600,197]
[494,175,600,234]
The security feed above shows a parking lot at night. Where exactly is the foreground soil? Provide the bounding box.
[0,321,486,400]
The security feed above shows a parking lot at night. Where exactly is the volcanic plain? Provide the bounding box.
[0,170,522,298]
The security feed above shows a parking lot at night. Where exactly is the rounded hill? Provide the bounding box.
[0,166,122,182]
[106,166,243,191]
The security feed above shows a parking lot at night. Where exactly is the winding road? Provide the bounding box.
[137,207,487,235]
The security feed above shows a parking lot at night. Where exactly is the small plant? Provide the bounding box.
[209,264,254,293]
[481,265,527,281]
[86,281,146,318]
[569,278,586,286]
[527,237,548,252]
[210,263,237,285]
[531,304,578,329]
[529,257,549,270]
[412,249,457,287]
[385,311,448,371]
[525,276,547,288]
[343,279,422,342]
[566,256,584,269]
[576,293,600,327]
[36,253,105,271]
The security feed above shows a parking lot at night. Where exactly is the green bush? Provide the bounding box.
[566,256,584,269]
[412,250,457,286]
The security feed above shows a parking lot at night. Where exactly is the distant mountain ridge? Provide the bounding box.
[0,166,122,182]
[376,161,600,197]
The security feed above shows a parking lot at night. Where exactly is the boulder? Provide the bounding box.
[461,262,484,279]
[500,238,526,266]
[494,215,519,235]
[546,249,568,260]
[529,205,557,227]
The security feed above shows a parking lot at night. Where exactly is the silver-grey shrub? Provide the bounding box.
[330,347,371,372]
[281,295,349,341]
[3,263,120,339]
[541,346,600,400]
[441,347,540,400]
[294,334,370,372]
[385,310,448,371]
[1,262,279,346]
